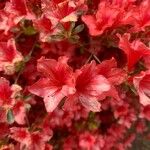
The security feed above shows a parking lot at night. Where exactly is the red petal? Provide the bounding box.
[13,101,26,125]
[10,127,31,146]
[43,92,65,112]
[79,95,101,112]
[28,78,57,98]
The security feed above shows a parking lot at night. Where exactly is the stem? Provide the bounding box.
[15,42,37,84]
[25,112,30,127]
[85,54,93,64]
[93,54,101,63]
[15,68,24,84]
[15,31,23,40]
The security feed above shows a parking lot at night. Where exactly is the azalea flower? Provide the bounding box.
[0,77,26,125]
[130,0,150,32]
[97,58,126,100]
[33,15,54,42]
[0,77,14,108]
[133,70,150,106]
[0,39,23,75]
[10,127,52,150]
[10,127,31,147]
[5,0,35,21]
[82,1,120,36]
[118,33,150,70]
[42,0,86,26]
[82,1,132,36]
[28,56,76,112]
[144,56,150,69]
[64,61,110,112]
[0,0,150,148]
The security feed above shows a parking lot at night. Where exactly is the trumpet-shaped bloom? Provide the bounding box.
[64,61,110,112]
[28,56,76,112]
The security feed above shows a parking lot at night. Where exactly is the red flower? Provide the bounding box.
[140,105,150,121]
[144,56,150,69]
[10,127,31,146]
[97,58,126,100]
[64,61,110,112]
[0,123,9,140]
[82,1,120,36]
[0,77,14,108]
[29,132,47,150]
[42,0,84,26]
[9,0,28,16]
[79,132,96,149]
[97,58,126,85]
[111,0,136,8]
[6,0,35,20]
[0,78,26,124]
[10,127,52,150]
[28,56,76,112]
[33,15,54,42]
[0,39,23,75]
[0,10,12,33]
[133,70,150,106]
[12,101,26,125]
[131,0,150,32]
[118,33,150,70]
[0,0,34,34]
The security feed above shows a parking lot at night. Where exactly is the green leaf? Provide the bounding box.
[69,35,80,43]
[7,109,15,124]
[73,24,84,34]
[51,34,65,41]
[69,22,76,31]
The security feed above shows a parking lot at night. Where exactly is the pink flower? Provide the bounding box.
[133,70,150,106]
[28,56,76,112]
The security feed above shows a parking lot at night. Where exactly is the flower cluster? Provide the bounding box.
[0,0,150,150]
